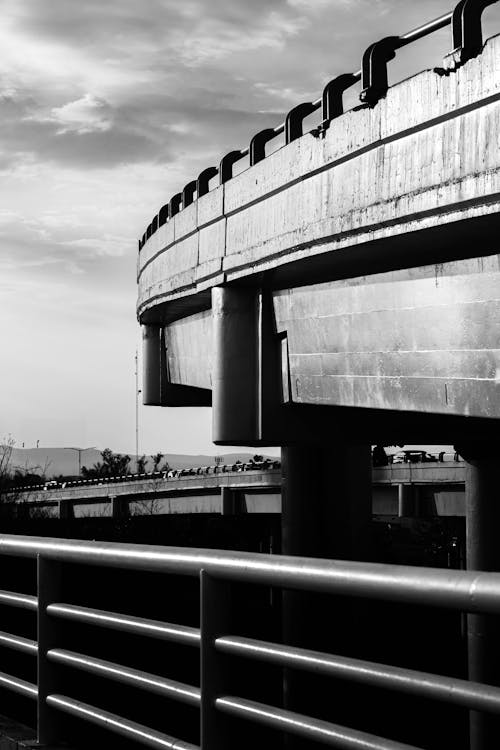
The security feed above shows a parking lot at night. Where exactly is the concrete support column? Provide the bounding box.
[111,496,128,519]
[281,443,372,560]
[456,443,500,749]
[281,443,372,744]
[220,487,237,515]
[212,287,259,444]
[58,499,73,520]
[142,324,164,405]
[398,483,415,517]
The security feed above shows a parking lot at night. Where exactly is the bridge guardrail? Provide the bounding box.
[0,535,499,748]
[137,0,498,254]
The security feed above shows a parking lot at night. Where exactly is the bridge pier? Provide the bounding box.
[397,483,415,518]
[456,443,500,749]
[281,443,372,741]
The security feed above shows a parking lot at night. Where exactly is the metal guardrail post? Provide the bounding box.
[451,0,498,65]
[37,556,65,745]
[197,166,218,197]
[169,192,183,217]
[360,36,401,105]
[321,73,359,127]
[183,180,197,208]
[200,570,232,750]
[249,128,278,165]
[219,150,246,184]
[285,102,318,143]
[158,203,169,227]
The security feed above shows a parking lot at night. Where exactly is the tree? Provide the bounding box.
[0,436,51,517]
[152,453,164,471]
[82,449,131,478]
[0,436,16,504]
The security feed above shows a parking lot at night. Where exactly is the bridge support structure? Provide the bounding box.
[457,443,500,749]
[281,444,372,736]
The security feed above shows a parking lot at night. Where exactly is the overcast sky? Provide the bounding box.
[1,0,499,455]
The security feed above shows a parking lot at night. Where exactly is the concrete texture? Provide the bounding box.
[10,470,282,518]
[137,34,500,319]
[273,256,500,418]
[165,308,213,389]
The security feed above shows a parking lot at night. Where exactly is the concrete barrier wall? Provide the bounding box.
[273,256,500,417]
[137,35,500,320]
[165,308,213,389]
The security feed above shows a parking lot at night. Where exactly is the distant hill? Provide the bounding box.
[7,447,274,478]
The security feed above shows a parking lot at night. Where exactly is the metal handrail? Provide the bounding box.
[48,648,200,706]
[0,630,37,654]
[137,2,496,250]
[215,635,500,714]
[0,589,37,610]
[47,602,200,644]
[47,695,199,750]
[216,696,423,750]
[0,671,37,699]
[2,534,500,747]
[1,534,500,612]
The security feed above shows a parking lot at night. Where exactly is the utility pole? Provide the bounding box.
[135,348,140,472]
[63,447,95,477]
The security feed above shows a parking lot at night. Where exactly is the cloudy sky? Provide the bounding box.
[1,0,499,456]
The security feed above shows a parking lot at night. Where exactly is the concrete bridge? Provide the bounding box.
[9,468,282,518]
[134,3,500,747]
[7,461,468,519]
[1,4,500,750]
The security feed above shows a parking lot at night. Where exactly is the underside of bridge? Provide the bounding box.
[137,13,500,749]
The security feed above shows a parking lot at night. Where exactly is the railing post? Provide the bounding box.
[321,73,358,128]
[249,128,277,165]
[449,0,498,67]
[169,192,183,217]
[360,36,401,106]
[37,555,65,745]
[285,102,318,143]
[200,570,232,750]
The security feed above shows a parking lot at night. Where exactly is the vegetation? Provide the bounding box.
[81,448,131,479]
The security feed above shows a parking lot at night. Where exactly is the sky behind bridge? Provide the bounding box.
[1,0,499,455]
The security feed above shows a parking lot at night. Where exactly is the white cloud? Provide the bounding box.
[174,12,308,67]
[63,233,132,258]
[49,94,113,134]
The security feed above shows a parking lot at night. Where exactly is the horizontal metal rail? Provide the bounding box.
[0,589,37,610]
[2,535,500,614]
[0,630,37,655]
[47,602,200,645]
[216,696,423,750]
[215,635,500,714]
[47,694,199,750]
[0,671,37,699]
[47,648,200,706]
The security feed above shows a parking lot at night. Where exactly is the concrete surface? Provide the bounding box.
[0,715,67,750]
[137,34,500,319]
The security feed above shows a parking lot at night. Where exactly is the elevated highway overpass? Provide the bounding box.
[135,4,500,746]
[1,5,499,750]
[8,461,468,519]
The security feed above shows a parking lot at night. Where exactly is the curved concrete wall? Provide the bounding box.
[137,35,500,320]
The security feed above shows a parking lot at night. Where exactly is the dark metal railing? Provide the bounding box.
[137,0,498,252]
[1,534,500,748]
